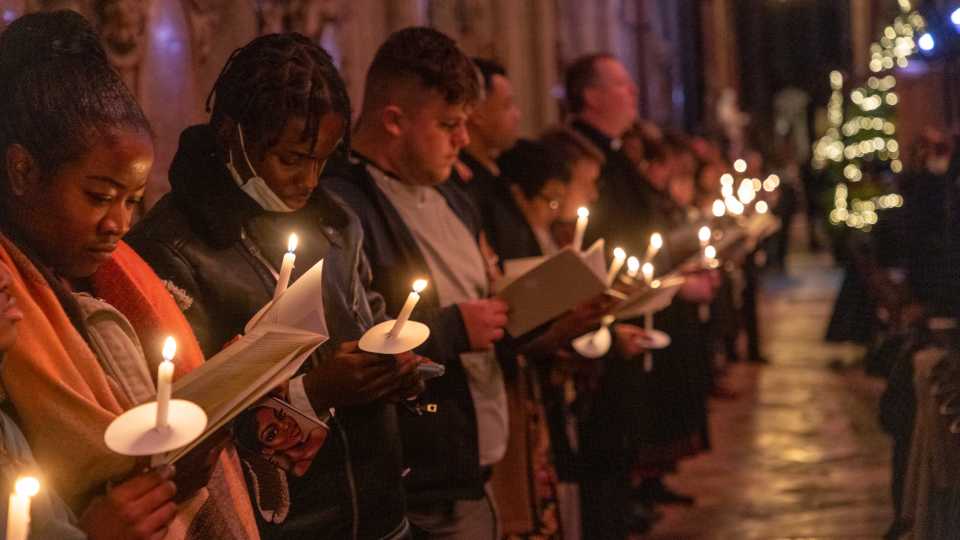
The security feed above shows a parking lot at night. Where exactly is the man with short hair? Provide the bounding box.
[323,28,510,539]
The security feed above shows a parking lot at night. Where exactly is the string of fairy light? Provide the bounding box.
[812,2,923,230]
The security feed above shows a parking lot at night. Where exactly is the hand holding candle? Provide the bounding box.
[607,247,626,286]
[644,232,663,263]
[6,476,38,540]
[156,337,176,431]
[390,279,428,337]
[274,233,298,299]
[573,207,589,251]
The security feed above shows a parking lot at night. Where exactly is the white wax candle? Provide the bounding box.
[645,232,663,262]
[626,256,640,278]
[274,233,298,299]
[644,315,654,372]
[390,279,428,337]
[641,262,654,286]
[6,477,38,540]
[156,337,176,430]
[698,226,711,248]
[606,247,627,286]
[572,207,589,251]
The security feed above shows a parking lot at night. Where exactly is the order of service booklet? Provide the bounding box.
[154,259,330,465]
[496,239,608,337]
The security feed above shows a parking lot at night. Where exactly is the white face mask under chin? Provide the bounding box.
[226,125,296,213]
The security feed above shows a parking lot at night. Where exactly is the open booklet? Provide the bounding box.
[496,239,608,337]
[155,260,330,465]
[610,273,685,320]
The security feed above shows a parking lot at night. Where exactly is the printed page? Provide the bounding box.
[245,259,328,337]
[161,325,325,463]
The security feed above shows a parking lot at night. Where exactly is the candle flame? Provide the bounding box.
[649,233,663,250]
[613,247,626,260]
[698,226,711,243]
[734,159,747,173]
[412,279,428,293]
[15,477,39,497]
[627,256,640,274]
[602,314,615,326]
[712,199,726,217]
[162,336,177,362]
[577,207,589,219]
[287,233,299,253]
[705,245,717,259]
[642,262,654,282]
[756,200,769,214]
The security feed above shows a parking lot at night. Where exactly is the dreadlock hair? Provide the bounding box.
[564,52,614,115]
[361,27,481,113]
[206,33,351,156]
[0,10,152,188]
[497,139,568,199]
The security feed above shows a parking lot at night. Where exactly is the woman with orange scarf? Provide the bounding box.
[0,11,258,540]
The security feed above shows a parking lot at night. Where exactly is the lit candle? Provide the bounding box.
[156,337,176,430]
[274,233,298,299]
[698,226,711,248]
[756,200,769,214]
[712,199,726,218]
[704,245,718,268]
[572,207,589,251]
[390,279,428,337]
[626,256,640,279]
[607,247,627,286]
[645,232,663,263]
[6,477,39,540]
[641,262,654,286]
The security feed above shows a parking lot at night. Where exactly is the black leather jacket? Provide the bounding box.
[127,125,407,540]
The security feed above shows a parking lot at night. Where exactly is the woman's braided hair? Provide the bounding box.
[206,33,351,155]
[0,10,152,186]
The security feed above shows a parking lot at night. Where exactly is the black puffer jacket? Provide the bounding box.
[127,125,407,540]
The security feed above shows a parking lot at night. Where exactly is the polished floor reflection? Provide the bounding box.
[646,253,892,539]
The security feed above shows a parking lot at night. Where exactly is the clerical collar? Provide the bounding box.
[571,119,622,153]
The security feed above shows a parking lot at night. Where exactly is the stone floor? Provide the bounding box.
[644,252,893,539]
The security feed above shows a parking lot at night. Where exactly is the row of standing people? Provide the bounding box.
[0,10,759,540]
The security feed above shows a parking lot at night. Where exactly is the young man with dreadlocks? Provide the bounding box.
[128,33,425,540]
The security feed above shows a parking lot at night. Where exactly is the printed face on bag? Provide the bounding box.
[6,128,152,279]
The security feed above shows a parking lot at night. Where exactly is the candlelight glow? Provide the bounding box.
[756,201,769,214]
[641,262,654,283]
[720,173,734,186]
[577,207,589,219]
[627,256,640,276]
[712,199,726,217]
[287,233,299,253]
[734,159,747,173]
[698,226,711,244]
[705,245,717,259]
[412,279,428,293]
[649,233,663,251]
[15,477,39,497]
[162,336,177,362]
[613,247,626,260]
